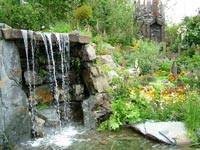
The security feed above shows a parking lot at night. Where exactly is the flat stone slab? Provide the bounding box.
[130,121,192,146]
[1,29,91,44]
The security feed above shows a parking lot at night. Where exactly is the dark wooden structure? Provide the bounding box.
[136,0,165,42]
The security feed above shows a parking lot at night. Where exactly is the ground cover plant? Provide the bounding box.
[97,38,200,144]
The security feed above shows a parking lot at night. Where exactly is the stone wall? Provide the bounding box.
[0,26,111,145]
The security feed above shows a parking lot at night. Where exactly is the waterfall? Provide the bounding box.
[55,33,71,122]
[21,30,37,136]
[21,30,71,133]
[45,33,61,128]
[41,33,51,75]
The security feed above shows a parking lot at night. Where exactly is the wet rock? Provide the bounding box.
[24,71,44,85]
[82,93,111,129]
[81,44,96,61]
[32,85,53,103]
[32,117,45,138]
[36,108,60,127]
[72,84,85,101]
[73,84,84,96]
[130,121,192,146]
[0,40,31,145]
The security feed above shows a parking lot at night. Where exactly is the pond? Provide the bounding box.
[15,123,193,150]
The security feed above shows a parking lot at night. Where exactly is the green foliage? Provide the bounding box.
[89,0,137,45]
[49,21,73,33]
[159,61,173,72]
[183,15,200,45]
[125,40,162,75]
[112,50,123,66]
[36,103,49,110]
[166,24,179,46]
[183,92,200,143]
[98,100,140,131]
[0,4,48,30]
[74,5,92,21]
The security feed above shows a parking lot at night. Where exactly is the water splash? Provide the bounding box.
[21,125,85,149]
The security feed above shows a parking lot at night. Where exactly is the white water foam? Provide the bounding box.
[22,125,84,149]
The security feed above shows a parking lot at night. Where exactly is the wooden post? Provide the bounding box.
[171,61,178,81]
[178,43,181,57]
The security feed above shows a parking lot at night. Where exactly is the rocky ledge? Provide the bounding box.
[0,29,91,44]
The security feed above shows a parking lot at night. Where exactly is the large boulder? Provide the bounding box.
[0,40,31,145]
[130,121,192,146]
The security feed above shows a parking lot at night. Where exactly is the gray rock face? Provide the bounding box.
[82,94,111,129]
[131,121,192,146]
[0,40,30,144]
[81,44,96,61]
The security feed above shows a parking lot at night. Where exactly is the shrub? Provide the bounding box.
[74,5,92,22]
[125,40,162,75]
[0,4,48,30]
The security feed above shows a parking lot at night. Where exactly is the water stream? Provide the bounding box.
[45,33,61,128]
[21,30,37,136]
[55,33,70,122]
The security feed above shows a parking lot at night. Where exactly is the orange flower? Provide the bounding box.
[169,73,175,81]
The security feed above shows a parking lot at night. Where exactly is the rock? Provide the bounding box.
[73,84,84,96]
[93,76,110,93]
[130,121,192,146]
[36,108,60,127]
[72,84,85,101]
[0,23,12,29]
[97,55,116,69]
[82,93,111,129]
[82,66,110,94]
[32,117,46,137]
[32,85,53,103]
[24,70,44,85]
[81,44,96,61]
[0,40,31,145]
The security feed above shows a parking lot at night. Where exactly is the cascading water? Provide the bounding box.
[45,33,61,128]
[55,33,71,122]
[20,30,78,149]
[21,30,37,136]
